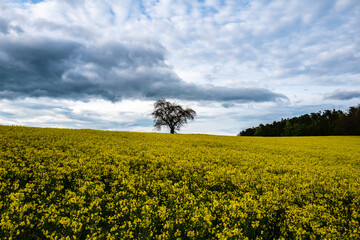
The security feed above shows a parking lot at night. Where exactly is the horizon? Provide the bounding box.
[1,0,360,135]
[1,103,358,136]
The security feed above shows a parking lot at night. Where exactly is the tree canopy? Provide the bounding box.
[238,104,360,136]
[151,99,196,134]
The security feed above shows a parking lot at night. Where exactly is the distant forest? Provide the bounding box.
[238,104,360,136]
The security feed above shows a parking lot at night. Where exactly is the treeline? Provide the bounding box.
[238,104,360,136]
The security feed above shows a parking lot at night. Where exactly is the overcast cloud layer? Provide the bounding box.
[0,0,359,135]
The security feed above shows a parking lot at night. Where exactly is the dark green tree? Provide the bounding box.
[237,106,360,136]
[338,105,360,135]
[283,120,294,136]
[151,99,196,134]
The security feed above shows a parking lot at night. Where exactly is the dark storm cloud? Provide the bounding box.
[324,90,360,100]
[0,38,286,102]
[0,18,9,34]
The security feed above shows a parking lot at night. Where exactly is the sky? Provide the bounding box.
[0,0,359,135]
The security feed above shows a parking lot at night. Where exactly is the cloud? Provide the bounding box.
[156,0,360,89]
[222,103,235,108]
[1,0,359,102]
[0,97,154,130]
[0,37,286,102]
[324,90,360,100]
[0,18,9,34]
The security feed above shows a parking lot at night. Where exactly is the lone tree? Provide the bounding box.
[151,99,196,134]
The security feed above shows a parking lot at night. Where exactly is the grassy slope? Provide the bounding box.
[0,125,359,239]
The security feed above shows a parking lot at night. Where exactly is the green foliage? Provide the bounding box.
[1,125,360,239]
[239,104,360,136]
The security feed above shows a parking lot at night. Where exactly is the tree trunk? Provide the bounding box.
[170,126,175,134]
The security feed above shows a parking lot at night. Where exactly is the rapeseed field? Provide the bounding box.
[0,125,359,239]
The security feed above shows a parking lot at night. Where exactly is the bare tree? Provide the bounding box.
[151,99,196,134]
